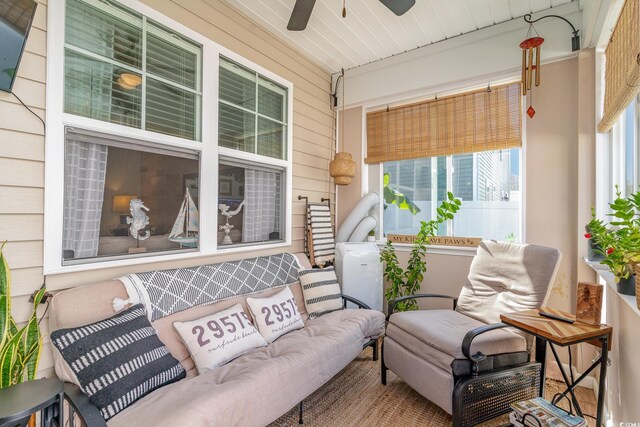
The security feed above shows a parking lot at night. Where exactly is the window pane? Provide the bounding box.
[220,58,256,111]
[258,77,286,121]
[383,149,520,241]
[63,132,200,263]
[218,162,283,246]
[452,154,473,201]
[624,100,636,196]
[64,0,202,141]
[219,103,255,153]
[66,0,142,69]
[64,50,142,128]
[146,27,198,90]
[257,117,285,159]
[145,77,197,140]
[452,149,519,241]
[383,158,433,235]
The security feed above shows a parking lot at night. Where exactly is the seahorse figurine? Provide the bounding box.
[127,199,151,241]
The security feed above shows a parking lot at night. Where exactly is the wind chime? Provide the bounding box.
[520,24,544,118]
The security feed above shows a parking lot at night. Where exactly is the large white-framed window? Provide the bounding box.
[45,0,293,274]
[596,95,640,221]
[215,57,289,248]
[363,81,524,245]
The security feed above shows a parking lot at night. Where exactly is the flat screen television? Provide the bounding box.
[0,0,37,93]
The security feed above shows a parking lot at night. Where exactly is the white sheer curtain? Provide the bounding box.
[242,170,277,242]
[63,140,108,258]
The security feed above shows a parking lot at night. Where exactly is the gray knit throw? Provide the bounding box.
[117,253,301,321]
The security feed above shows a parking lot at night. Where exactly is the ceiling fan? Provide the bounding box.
[287,0,416,31]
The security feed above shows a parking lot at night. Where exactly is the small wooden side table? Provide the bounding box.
[0,378,64,427]
[501,309,612,427]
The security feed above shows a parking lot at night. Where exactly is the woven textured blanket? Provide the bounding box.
[308,203,335,266]
[115,253,301,321]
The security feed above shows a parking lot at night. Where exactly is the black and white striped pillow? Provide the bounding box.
[298,267,343,318]
[50,304,185,421]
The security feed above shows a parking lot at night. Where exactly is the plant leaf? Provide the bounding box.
[383,184,421,214]
[23,287,45,381]
[0,241,11,353]
[0,328,24,388]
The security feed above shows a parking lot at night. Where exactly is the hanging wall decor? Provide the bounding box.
[518,12,580,119]
[519,25,544,118]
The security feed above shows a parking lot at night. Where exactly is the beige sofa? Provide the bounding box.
[49,253,385,426]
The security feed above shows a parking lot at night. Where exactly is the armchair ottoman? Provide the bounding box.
[381,240,562,426]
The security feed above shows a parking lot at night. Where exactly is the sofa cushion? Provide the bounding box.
[108,308,386,427]
[456,240,561,326]
[50,304,186,421]
[152,284,308,377]
[298,266,343,318]
[246,287,305,343]
[49,252,312,380]
[387,309,527,373]
[173,304,267,374]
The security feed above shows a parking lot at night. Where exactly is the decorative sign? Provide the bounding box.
[575,282,603,325]
[386,235,481,247]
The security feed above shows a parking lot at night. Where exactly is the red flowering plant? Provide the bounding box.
[585,207,603,240]
[589,187,640,282]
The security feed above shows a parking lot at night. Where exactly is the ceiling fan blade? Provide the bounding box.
[287,0,316,31]
[379,0,415,16]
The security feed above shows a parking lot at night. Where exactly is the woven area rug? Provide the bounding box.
[270,347,590,427]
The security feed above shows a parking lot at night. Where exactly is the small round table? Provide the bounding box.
[0,378,64,427]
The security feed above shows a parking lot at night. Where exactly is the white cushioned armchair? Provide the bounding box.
[381,240,562,426]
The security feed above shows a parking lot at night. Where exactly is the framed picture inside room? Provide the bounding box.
[219,177,232,197]
[576,282,603,325]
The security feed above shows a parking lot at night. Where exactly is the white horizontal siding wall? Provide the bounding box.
[0,0,334,379]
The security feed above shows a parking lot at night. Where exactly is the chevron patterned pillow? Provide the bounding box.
[50,304,186,421]
[298,267,343,319]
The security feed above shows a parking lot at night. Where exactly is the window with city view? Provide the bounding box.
[383,148,521,241]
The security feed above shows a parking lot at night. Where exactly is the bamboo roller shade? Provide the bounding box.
[598,0,640,133]
[365,83,522,164]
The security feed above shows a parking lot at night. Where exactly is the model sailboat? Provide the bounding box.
[169,188,199,247]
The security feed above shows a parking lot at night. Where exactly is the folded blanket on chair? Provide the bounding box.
[115,253,301,321]
[308,203,335,265]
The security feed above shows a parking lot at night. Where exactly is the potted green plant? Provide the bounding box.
[585,207,605,262]
[589,188,640,296]
[367,229,376,242]
[380,192,461,311]
[1,241,47,389]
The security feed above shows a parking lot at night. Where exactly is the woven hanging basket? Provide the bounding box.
[329,152,356,185]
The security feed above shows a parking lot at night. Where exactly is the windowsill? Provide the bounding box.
[375,241,477,257]
[45,241,292,275]
[585,258,640,318]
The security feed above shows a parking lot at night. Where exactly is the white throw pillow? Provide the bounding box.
[298,267,343,318]
[246,287,304,343]
[173,304,267,374]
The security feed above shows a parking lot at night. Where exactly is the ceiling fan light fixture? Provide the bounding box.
[117,78,135,90]
[119,72,142,88]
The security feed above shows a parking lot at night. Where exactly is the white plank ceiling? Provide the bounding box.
[225,0,575,74]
